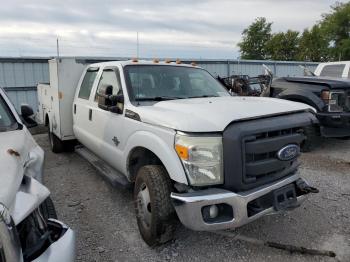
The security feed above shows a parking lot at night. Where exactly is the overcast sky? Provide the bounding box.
[0,0,343,59]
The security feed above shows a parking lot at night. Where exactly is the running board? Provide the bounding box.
[75,145,131,189]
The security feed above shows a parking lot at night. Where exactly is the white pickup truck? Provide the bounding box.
[38,57,318,246]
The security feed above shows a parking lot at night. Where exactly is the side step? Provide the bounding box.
[75,145,131,189]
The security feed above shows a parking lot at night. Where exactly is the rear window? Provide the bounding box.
[320,64,345,78]
[78,68,99,99]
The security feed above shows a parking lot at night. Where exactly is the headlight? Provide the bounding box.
[175,133,223,186]
[321,90,346,112]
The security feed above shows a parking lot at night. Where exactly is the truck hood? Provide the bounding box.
[282,76,350,90]
[0,129,35,210]
[135,96,313,132]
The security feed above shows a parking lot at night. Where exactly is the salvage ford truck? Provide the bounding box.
[37,57,318,246]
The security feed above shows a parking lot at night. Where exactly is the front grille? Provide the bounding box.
[243,127,303,185]
[223,112,316,192]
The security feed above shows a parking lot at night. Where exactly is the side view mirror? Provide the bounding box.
[109,94,124,114]
[21,104,37,128]
[97,85,124,114]
[97,85,113,110]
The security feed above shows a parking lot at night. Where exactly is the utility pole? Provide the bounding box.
[56,37,60,59]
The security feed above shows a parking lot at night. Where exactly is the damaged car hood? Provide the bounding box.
[0,129,35,210]
[134,96,314,132]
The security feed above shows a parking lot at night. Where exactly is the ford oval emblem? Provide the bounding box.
[277,144,300,161]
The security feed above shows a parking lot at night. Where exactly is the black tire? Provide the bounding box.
[47,123,64,153]
[40,197,58,220]
[301,125,321,152]
[134,165,176,246]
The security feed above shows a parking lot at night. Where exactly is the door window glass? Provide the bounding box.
[78,68,99,99]
[95,68,122,101]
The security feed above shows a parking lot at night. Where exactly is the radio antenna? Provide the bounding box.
[56,37,60,59]
[136,32,139,59]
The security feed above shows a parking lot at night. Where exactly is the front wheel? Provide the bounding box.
[134,165,176,246]
[301,125,321,152]
[40,197,58,220]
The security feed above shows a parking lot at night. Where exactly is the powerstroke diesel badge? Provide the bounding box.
[277,144,300,161]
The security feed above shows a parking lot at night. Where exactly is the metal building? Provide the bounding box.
[0,57,318,111]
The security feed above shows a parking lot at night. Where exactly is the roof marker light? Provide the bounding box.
[165,59,171,63]
[176,59,181,64]
[132,58,138,62]
[153,58,159,63]
[191,62,197,66]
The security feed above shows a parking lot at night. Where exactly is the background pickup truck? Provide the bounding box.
[37,57,318,246]
[271,61,350,150]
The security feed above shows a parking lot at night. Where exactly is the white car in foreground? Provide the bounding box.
[0,88,75,262]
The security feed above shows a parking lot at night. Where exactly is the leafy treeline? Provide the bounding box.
[237,2,350,62]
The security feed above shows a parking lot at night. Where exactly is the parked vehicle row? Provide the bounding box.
[37,58,318,246]
[0,88,75,262]
[218,61,350,151]
[3,57,344,254]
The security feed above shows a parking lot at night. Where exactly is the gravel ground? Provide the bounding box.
[35,134,350,262]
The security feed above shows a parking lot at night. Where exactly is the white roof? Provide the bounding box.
[318,61,350,66]
[89,59,200,68]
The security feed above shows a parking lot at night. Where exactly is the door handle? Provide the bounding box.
[89,109,92,121]
[74,104,76,114]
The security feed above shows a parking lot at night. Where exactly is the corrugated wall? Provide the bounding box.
[0,58,49,112]
[0,57,318,111]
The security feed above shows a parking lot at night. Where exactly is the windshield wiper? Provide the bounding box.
[135,96,184,101]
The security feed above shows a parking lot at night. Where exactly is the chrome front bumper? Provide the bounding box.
[171,174,308,231]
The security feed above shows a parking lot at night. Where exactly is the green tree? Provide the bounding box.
[320,2,350,60]
[298,25,330,62]
[237,17,272,60]
[265,30,300,61]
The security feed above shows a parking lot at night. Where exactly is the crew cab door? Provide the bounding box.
[87,66,125,172]
[73,66,100,150]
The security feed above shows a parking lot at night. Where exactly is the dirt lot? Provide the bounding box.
[35,134,350,262]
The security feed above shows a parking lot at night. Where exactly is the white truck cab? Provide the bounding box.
[39,58,318,246]
[314,61,350,78]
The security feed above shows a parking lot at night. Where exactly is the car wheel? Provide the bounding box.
[134,165,176,246]
[301,125,321,152]
[40,197,58,220]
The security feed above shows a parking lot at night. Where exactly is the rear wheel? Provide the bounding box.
[47,121,64,153]
[134,165,176,246]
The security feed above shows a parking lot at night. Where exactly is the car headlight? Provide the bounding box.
[321,90,346,112]
[175,133,223,186]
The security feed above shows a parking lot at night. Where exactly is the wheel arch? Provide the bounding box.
[277,92,323,111]
[124,131,187,185]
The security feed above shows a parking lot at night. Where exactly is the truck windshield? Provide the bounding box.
[0,95,18,132]
[124,65,230,101]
